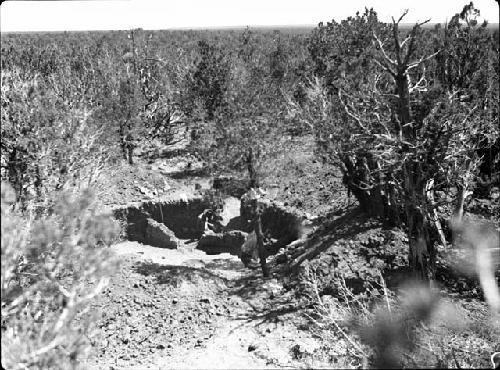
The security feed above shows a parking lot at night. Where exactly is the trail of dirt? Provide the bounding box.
[84,240,329,370]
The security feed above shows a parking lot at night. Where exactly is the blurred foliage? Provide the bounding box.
[1,182,120,369]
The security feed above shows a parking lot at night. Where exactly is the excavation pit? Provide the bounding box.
[112,195,309,258]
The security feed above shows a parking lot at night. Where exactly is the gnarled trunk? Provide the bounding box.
[403,165,436,281]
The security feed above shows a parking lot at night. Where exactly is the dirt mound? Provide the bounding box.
[84,242,334,369]
[86,244,245,369]
[271,207,409,295]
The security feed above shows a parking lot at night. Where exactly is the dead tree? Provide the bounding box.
[371,11,442,280]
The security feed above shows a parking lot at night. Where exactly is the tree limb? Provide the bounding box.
[373,32,397,66]
[407,51,440,70]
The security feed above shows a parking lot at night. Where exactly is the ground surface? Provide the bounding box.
[83,137,499,369]
[84,240,332,369]
[84,137,342,369]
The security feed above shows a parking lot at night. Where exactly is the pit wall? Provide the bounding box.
[112,194,309,255]
[112,197,212,244]
[259,199,306,242]
[240,198,308,250]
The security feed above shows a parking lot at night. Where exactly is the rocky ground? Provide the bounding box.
[84,241,337,369]
[82,136,499,369]
[83,140,349,369]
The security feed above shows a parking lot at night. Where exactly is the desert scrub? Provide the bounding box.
[302,227,499,369]
[1,183,120,370]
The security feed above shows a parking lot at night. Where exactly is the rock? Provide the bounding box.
[241,231,259,264]
[144,218,179,249]
[197,230,247,256]
[290,338,319,359]
[263,279,283,298]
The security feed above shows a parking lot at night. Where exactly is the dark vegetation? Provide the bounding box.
[1,2,499,369]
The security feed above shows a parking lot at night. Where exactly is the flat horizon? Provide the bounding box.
[2,22,499,34]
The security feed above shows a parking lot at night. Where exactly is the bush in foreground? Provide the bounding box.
[1,183,120,370]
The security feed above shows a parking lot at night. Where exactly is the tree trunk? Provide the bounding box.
[252,199,269,277]
[452,183,467,226]
[246,147,259,189]
[403,164,436,281]
[426,179,447,247]
[406,210,435,281]
[395,71,412,132]
[7,147,21,198]
[119,125,128,160]
[127,144,134,165]
[34,163,42,198]
[125,132,134,165]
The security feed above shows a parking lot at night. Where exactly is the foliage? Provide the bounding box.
[1,183,120,370]
[185,40,231,121]
[0,68,111,209]
[292,4,499,279]
[1,28,310,190]
[189,31,301,187]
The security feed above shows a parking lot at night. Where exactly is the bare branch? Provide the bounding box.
[144,57,166,64]
[373,59,396,78]
[373,33,397,66]
[381,93,399,99]
[409,67,428,93]
[393,9,409,25]
[338,90,369,133]
[400,34,412,49]
[407,50,440,70]
[376,116,392,136]
[416,19,431,28]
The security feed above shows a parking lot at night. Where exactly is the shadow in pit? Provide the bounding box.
[168,167,210,179]
[133,260,231,287]
[202,258,248,272]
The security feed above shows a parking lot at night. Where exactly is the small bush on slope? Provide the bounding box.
[1,183,120,370]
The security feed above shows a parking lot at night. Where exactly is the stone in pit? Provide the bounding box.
[145,218,179,249]
[197,230,248,256]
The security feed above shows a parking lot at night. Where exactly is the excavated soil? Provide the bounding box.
[84,140,499,369]
[83,241,334,369]
[83,149,338,369]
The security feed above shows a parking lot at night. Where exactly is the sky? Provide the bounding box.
[0,0,498,32]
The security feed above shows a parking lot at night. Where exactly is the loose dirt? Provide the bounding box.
[84,239,331,369]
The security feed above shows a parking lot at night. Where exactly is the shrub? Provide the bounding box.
[1,183,119,370]
[293,4,499,280]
